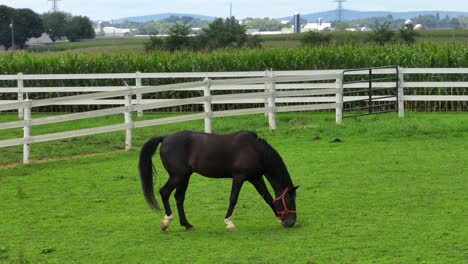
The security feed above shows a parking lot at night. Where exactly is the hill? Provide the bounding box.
[114,13,215,23]
[112,10,468,24]
[279,9,468,22]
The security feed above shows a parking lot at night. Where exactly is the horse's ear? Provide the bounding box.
[291,185,300,192]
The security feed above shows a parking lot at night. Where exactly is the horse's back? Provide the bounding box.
[160,130,263,178]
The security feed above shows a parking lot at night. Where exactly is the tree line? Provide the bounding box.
[144,17,261,52]
[343,14,466,30]
[123,13,467,37]
[0,5,94,50]
[113,16,290,35]
[301,22,419,46]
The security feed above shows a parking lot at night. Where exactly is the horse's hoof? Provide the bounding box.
[226,226,237,232]
[160,222,169,231]
[185,226,195,231]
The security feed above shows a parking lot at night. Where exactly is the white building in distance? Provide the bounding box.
[96,21,131,37]
[303,18,334,31]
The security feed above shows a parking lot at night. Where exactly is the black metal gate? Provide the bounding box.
[342,66,399,118]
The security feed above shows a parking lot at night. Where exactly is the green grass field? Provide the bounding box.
[22,29,468,54]
[0,112,467,263]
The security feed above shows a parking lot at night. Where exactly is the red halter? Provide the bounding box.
[272,187,296,220]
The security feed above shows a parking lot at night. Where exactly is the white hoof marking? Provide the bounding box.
[160,214,173,230]
[224,216,236,232]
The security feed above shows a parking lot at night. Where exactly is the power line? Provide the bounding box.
[48,0,62,12]
[333,0,347,23]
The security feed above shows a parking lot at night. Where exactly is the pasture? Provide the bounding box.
[23,29,468,54]
[0,112,467,263]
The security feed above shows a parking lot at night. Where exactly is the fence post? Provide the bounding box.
[23,99,32,164]
[398,67,405,118]
[135,71,143,117]
[267,71,276,131]
[264,70,269,117]
[204,77,212,133]
[124,88,133,151]
[335,73,344,124]
[17,72,24,119]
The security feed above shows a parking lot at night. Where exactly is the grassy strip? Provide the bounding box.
[1,112,467,165]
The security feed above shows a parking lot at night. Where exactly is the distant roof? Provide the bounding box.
[26,33,53,46]
[97,27,131,35]
[304,22,333,31]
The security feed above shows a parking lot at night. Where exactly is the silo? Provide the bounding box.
[294,13,301,33]
[98,21,104,34]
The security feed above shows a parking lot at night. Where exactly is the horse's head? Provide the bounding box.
[273,186,299,227]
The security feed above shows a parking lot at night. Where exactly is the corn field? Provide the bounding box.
[0,42,467,112]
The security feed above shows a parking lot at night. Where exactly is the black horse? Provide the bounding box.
[138,130,298,231]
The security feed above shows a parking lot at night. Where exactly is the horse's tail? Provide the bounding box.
[138,136,165,211]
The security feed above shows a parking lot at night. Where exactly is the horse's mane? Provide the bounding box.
[253,133,293,187]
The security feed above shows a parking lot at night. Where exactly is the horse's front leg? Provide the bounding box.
[224,176,246,232]
[250,177,279,219]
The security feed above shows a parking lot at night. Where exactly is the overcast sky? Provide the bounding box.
[3,0,468,21]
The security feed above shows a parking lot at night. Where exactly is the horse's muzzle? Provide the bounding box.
[282,217,296,227]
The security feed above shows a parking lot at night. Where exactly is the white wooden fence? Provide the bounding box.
[1,67,467,164]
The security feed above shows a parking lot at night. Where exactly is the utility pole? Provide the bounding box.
[333,0,347,24]
[10,19,14,50]
[48,0,62,12]
[229,2,232,33]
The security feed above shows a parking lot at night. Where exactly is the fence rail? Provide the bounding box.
[1,67,467,164]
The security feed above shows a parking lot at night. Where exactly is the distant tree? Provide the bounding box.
[163,15,182,23]
[301,31,332,46]
[369,22,395,45]
[0,5,44,49]
[334,22,349,31]
[115,20,143,30]
[144,36,164,52]
[160,16,209,28]
[413,15,438,28]
[347,15,399,31]
[41,11,70,41]
[164,23,191,51]
[392,19,406,29]
[440,15,451,28]
[199,17,248,50]
[449,18,461,28]
[243,18,284,31]
[142,21,182,35]
[144,16,262,52]
[140,22,160,35]
[13,8,44,49]
[65,15,95,41]
[458,16,468,28]
[245,35,262,48]
[0,5,15,49]
[398,28,418,44]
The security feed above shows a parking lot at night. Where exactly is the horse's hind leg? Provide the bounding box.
[174,174,194,230]
[159,177,178,231]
